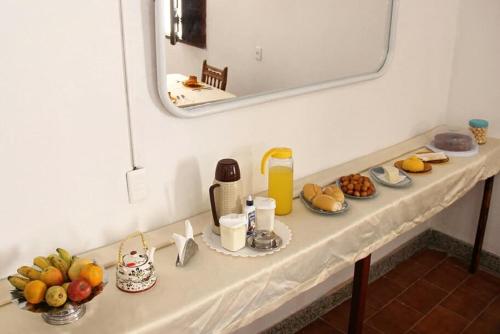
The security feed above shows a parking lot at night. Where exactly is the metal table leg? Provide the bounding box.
[348,254,371,334]
[469,176,495,273]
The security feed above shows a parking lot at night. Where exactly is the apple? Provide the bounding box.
[67,278,92,302]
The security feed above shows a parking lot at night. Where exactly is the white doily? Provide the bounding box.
[202,220,292,257]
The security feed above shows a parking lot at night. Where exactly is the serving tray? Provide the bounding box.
[202,220,292,257]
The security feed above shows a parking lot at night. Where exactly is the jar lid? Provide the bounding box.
[469,119,489,128]
[219,214,247,229]
[215,158,241,182]
[254,196,276,210]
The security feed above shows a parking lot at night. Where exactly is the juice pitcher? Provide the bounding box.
[261,147,293,215]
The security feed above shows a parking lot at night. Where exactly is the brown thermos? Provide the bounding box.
[209,159,243,235]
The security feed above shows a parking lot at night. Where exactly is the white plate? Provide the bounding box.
[369,167,412,188]
[426,142,478,157]
[202,220,292,257]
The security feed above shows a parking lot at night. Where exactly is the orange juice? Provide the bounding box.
[268,165,293,215]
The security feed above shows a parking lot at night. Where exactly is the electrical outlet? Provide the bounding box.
[126,167,147,203]
[255,46,263,61]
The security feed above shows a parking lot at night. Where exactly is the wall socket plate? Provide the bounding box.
[255,46,263,61]
[126,167,147,203]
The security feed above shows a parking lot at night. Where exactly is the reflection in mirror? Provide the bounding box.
[156,0,396,116]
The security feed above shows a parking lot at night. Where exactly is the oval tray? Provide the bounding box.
[369,167,412,188]
[300,191,350,215]
[202,220,292,257]
[336,179,378,199]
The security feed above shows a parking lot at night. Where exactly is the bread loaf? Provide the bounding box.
[303,183,322,202]
[312,194,343,212]
[323,185,344,203]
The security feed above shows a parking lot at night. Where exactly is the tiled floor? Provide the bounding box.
[297,249,500,334]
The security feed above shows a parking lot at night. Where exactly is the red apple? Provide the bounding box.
[67,278,92,302]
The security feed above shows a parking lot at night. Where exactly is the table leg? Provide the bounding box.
[469,176,495,273]
[348,254,371,334]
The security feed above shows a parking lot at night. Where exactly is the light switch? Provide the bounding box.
[126,167,148,203]
[255,46,263,61]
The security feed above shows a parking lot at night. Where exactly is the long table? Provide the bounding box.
[0,127,499,333]
[166,73,236,108]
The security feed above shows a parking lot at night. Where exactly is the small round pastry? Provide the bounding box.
[402,156,425,172]
[312,194,342,212]
[303,183,322,202]
[323,185,345,203]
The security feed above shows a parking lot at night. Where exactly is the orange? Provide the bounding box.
[24,280,47,304]
[40,266,64,287]
[79,263,103,287]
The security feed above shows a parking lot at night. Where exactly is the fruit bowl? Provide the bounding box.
[7,248,107,325]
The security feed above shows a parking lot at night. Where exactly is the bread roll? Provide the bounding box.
[303,183,322,202]
[323,185,344,203]
[312,194,343,212]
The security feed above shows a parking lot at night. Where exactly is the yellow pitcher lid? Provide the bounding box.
[261,147,292,174]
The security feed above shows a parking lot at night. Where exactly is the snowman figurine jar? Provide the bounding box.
[116,232,157,293]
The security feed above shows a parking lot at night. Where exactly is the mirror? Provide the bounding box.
[155,0,397,118]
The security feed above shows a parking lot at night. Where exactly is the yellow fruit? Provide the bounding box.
[402,156,425,172]
[24,280,47,304]
[45,286,67,307]
[62,282,70,292]
[40,266,64,287]
[68,258,92,281]
[79,263,103,288]
[33,256,51,270]
[8,275,29,290]
[56,248,72,266]
[49,256,69,281]
[17,266,41,280]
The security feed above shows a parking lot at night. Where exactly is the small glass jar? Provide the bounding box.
[469,119,489,145]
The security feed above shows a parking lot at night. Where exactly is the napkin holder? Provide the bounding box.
[174,220,199,267]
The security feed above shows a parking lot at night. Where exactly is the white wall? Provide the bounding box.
[432,0,500,255]
[2,0,498,331]
[164,0,392,96]
[0,0,134,276]
[0,0,496,305]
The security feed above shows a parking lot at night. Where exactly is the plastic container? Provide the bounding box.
[254,197,276,232]
[261,148,293,215]
[219,214,247,252]
[469,119,489,145]
[244,195,256,235]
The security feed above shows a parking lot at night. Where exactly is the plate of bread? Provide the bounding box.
[337,174,377,199]
[300,183,349,215]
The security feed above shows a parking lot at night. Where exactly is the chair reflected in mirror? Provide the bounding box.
[201,60,228,91]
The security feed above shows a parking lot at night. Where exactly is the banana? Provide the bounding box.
[33,256,51,270]
[17,266,41,280]
[47,254,59,266]
[56,248,72,266]
[49,255,69,281]
[8,275,29,290]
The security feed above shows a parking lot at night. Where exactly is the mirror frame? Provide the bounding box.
[155,0,399,118]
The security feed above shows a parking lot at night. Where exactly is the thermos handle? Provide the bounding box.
[209,183,221,226]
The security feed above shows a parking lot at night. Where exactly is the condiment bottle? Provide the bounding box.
[244,195,256,235]
[261,147,293,215]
